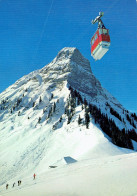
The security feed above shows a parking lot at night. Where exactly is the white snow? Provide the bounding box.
[0,153,137,196]
[0,47,137,196]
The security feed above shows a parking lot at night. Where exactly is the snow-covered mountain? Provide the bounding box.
[0,47,137,196]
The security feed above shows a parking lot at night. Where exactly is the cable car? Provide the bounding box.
[91,12,110,60]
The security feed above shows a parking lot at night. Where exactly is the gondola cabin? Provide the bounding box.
[91,28,110,60]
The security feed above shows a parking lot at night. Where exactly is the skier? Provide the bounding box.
[6,184,9,189]
[18,180,21,186]
[33,173,36,180]
[12,182,15,188]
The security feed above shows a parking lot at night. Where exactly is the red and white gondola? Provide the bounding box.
[91,12,110,60]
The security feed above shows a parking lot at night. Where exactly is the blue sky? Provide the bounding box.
[0,0,137,113]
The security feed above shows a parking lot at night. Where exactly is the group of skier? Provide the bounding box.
[6,173,36,190]
[6,180,21,189]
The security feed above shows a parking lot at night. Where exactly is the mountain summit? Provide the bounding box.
[0,47,137,191]
[41,47,113,99]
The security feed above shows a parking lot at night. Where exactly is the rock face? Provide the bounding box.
[41,47,104,98]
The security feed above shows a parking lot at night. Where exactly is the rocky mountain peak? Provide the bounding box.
[48,47,91,72]
[40,47,103,98]
[55,47,84,62]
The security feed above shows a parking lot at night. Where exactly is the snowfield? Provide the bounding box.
[0,47,137,196]
[0,152,137,196]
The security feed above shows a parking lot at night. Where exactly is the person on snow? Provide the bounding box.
[6,184,9,189]
[33,173,36,180]
[12,182,15,188]
[18,180,21,186]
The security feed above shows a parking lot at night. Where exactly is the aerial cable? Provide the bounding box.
[31,0,54,65]
[38,0,54,44]
[68,0,120,48]
[69,27,91,47]
[103,0,121,14]
[68,17,91,46]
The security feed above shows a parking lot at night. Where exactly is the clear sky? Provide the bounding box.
[0,0,137,113]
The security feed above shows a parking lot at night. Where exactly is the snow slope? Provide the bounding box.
[0,152,137,196]
[0,47,137,195]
